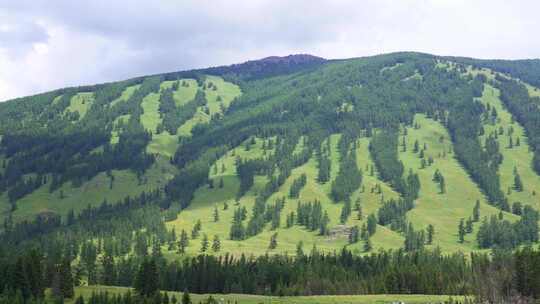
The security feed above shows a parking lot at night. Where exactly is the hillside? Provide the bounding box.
[1,52,540,260]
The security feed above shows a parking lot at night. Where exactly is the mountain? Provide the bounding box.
[1,52,540,258]
[2,51,540,302]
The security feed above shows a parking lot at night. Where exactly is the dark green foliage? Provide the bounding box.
[473,200,481,222]
[477,206,539,249]
[426,224,434,245]
[331,134,362,202]
[404,223,425,252]
[159,89,207,135]
[289,174,307,198]
[134,259,160,297]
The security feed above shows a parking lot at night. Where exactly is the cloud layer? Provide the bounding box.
[1,0,539,101]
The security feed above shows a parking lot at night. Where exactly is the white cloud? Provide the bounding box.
[0,0,539,101]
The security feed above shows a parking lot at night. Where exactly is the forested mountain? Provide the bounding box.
[1,52,540,303]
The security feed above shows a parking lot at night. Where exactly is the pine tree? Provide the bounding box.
[465,217,473,233]
[191,220,202,239]
[178,229,189,254]
[319,211,330,235]
[268,232,278,249]
[211,235,220,252]
[296,241,304,258]
[181,290,192,304]
[213,206,219,222]
[473,200,481,222]
[349,226,359,244]
[363,234,372,252]
[458,218,465,243]
[200,234,209,252]
[134,259,159,297]
[426,224,434,245]
[514,170,524,192]
[367,214,377,236]
[439,175,446,194]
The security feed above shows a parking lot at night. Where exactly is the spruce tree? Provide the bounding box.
[514,170,524,192]
[268,232,278,249]
[458,219,465,243]
[363,234,372,252]
[473,200,481,222]
[178,229,189,254]
[212,235,220,252]
[213,206,219,222]
[465,217,473,234]
[181,290,192,304]
[367,214,377,236]
[200,234,209,252]
[426,224,434,245]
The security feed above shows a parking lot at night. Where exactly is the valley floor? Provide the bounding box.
[64,286,466,304]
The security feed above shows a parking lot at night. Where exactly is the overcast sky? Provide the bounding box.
[1,0,539,101]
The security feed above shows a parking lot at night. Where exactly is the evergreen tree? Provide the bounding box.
[349,226,359,244]
[465,217,474,234]
[514,170,524,191]
[191,220,202,239]
[363,234,372,252]
[178,229,189,254]
[296,241,304,258]
[211,235,220,252]
[458,218,465,243]
[473,200,481,222]
[213,206,219,222]
[181,290,192,304]
[367,214,377,236]
[268,232,278,250]
[426,224,434,245]
[134,259,159,297]
[200,234,209,253]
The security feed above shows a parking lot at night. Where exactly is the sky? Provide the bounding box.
[1,0,539,101]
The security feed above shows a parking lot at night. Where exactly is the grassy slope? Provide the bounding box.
[401,114,517,252]
[140,91,179,158]
[110,84,140,144]
[350,137,404,251]
[478,84,540,209]
[166,134,404,257]
[177,76,241,136]
[64,286,465,304]
[160,79,198,106]
[111,84,140,107]
[65,92,94,119]
[7,157,176,221]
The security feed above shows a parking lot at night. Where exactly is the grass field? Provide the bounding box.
[177,76,241,136]
[400,114,516,252]
[63,286,466,304]
[65,92,94,119]
[478,84,540,210]
[110,84,140,107]
[2,156,176,221]
[166,133,408,257]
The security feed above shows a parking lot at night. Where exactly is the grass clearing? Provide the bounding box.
[65,286,465,304]
[65,92,94,119]
[5,157,176,221]
[110,84,140,107]
[177,76,241,136]
[160,79,199,106]
[400,114,516,252]
[478,84,540,210]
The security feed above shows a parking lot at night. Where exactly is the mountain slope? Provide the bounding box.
[1,52,539,257]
